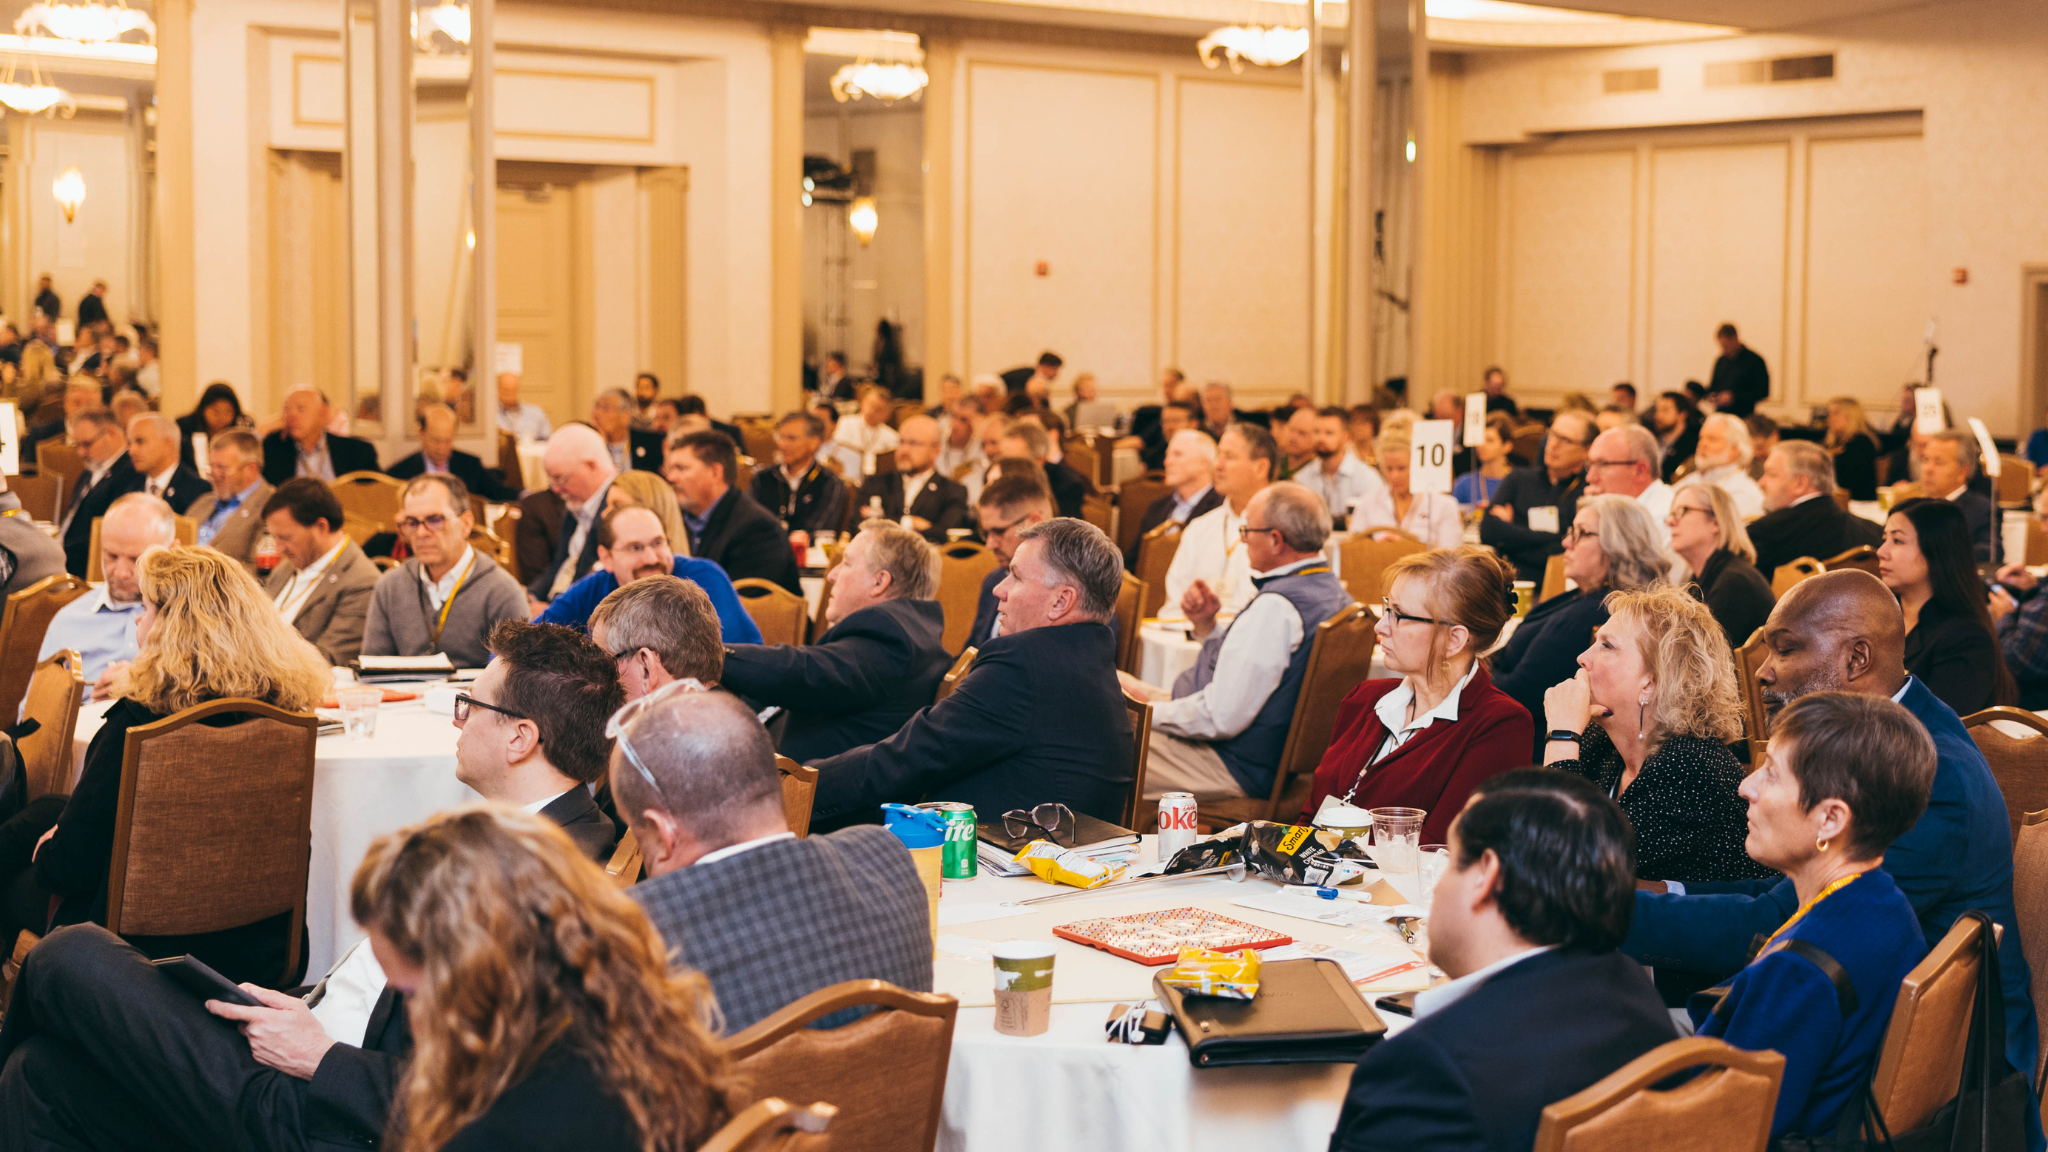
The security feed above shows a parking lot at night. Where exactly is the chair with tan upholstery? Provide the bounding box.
[1532,1037,1783,1152]
[105,698,320,986]
[17,650,84,799]
[2028,517,2048,567]
[734,578,809,647]
[1961,708,2048,842]
[935,541,1000,655]
[1123,689,1153,830]
[1997,457,2032,505]
[1064,439,1099,487]
[1135,524,1181,620]
[725,979,958,1152]
[1868,914,1986,1133]
[497,431,521,491]
[86,515,197,583]
[1771,557,1825,600]
[1538,552,1568,604]
[935,647,976,703]
[1511,425,1548,465]
[36,443,83,512]
[777,754,818,836]
[605,829,643,888]
[1196,602,1375,827]
[1734,626,1772,767]
[329,472,406,536]
[1079,491,1114,537]
[2010,809,2048,1089]
[810,545,844,642]
[699,1098,836,1152]
[1337,532,1426,609]
[873,450,896,477]
[1114,476,1170,555]
[0,572,90,724]
[1114,571,1145,673]
[8,473,60,522]
[1822,545,1881,579]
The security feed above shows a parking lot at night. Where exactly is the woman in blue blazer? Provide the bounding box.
[1692,691,1935,1140]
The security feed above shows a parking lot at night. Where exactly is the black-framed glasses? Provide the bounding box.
[1002,802,1076,847]
[395,514,453,535]
[1236,523,1281,541]
[604,677,714,808]
[1380,598,1445,628]
[454,694,531,728]
[1585,458,1638,471]
[1563,525,1596,546]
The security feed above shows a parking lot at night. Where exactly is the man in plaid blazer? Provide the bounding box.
[615,685,931,1033]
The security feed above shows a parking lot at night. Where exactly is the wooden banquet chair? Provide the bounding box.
[2028,516,2048,567]
[0,572,90,725]
[2010,809,2048,1091]
[605,830,643,888]
[86,515,198,583]
[810,545,844,642]
[497,431,522,492]
[734,578,809,647]
[36,443,83,512]
[1063,438,1099,486]
[872,449,896,477]
[1337,531,1425,609]
[105,698,321,987]
[1511,424,1548,465]
[1538,552,1568,604]
[777,754,818,836]
[1134,523,1181,620]
[1196,602,1376,828]
[1831,488,1853,511]
[1822,545,1881,579]
[17,651,84,799]
[1114,475,1170,556]
[1532,1037,1783,1152]
[1770,557,1824,600]
[1868,914,1986,1133]
[1733,626,1772,767]
[1113,571,1145,673]
[1997,456,2033,505]
[935,647,976,703]
[1960,707,2048,841]
[7,472,60,523]
[1079,491,1114,538]
[700,1098,837,1152]
[935,540,999,655]
[329,472,406,536]
[1123,689,1153,830]
[724,979,958,1152]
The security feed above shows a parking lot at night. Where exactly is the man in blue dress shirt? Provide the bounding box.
[536,503,759,644]
[38,494,177,698]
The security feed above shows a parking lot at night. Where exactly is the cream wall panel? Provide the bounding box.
[20,119,137,333]
[1646,143,1787,396]
[1503,150,1634,395]
[966,62,1157,389]
[1803,135,1929,409]
[1174,77,1307,394]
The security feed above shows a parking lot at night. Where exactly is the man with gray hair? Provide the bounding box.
[260,384,378,485]
[529,422,619,605]
[1124,428,1223,571]
[810,517,1134,823]
[1918,427,1999,564]
[1672,412,1764,519]
[723,520,951,761]
[122,412,207,514]
[1748,440,1882,580]
[1583,424,1673,542]
[614,686,932,1032]
[41,492,176,696]
[590,574,725,701]
[1121,483,1349,801]
[591,386,666,474]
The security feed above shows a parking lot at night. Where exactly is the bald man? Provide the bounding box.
[528,423,620,605]
[495,372,553,442]
[1625,570,2038,1083]
[387,403,521,502]
[851,415,969,543]
[260,385,379,484]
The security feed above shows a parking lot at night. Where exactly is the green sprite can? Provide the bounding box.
[920,801,978,880]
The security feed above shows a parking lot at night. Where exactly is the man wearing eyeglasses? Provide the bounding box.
[361,475,530,669]
[1479,408,1594,583]
[1119,483,1349,803]
[966,471,1052,650]
[536,504,760,644]
[57,407,138,577]
[1581,425,1673,544]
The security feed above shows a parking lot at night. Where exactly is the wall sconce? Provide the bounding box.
[51,164,83,222]
[848,196,878,247]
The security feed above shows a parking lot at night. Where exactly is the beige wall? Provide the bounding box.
[803,107,925,387]
[9,112,145,337]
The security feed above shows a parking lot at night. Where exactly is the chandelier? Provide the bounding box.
[0,55,71,116]
[412,1,470,54]
[831,59,927,104]
[14,0,155,45]
[1197,24,1310,72]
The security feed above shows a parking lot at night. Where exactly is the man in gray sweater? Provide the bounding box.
[361,474,528,669]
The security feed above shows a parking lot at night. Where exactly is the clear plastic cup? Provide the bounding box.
[1368,807,1427,875]
[336,687,382,740]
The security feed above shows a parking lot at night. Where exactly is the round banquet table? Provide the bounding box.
[71,684,476,976]
[933,838,1426,1152]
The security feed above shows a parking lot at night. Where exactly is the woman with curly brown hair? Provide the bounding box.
[352,804,736,1152]
[1541,586,1773,885]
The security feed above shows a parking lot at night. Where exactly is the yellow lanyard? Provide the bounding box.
[1222,507,1243,558]
[426,550,477,647]
[1760,871,1864,954]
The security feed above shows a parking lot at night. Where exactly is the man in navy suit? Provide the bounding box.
[852,416,969,543]
[118,414,209,515]
[809,518,1133,824]
[260,386,379,484]
[964,471,1051,653]
[57,409,138,577]
[1330,770,1676,1151]
[668,429,801,594]
[385,403,521,502]
[1625,570,2039,1086]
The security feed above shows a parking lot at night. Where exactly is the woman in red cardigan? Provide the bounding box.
[1302,546,1535,844]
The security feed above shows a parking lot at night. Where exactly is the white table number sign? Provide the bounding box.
[1464,393,1486,447]
[1412,420,1455,494]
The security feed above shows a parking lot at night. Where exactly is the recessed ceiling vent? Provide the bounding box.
[1602,67,1659,94]
[1704,53,1835,88]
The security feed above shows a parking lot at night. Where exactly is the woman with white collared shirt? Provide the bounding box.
[1348,430,1465,551]
[1299,547,1534,845]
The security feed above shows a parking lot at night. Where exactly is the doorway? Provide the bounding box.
[495,176,580,427]
[2026,267,2048,439]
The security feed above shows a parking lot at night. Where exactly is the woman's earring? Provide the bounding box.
[1637,696,1648,739]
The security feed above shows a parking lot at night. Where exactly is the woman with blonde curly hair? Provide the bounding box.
[0,544,330,982]
[1541,585,1772,884]
[352,804,735,1152]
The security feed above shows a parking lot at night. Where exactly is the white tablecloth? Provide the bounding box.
[935,839,1422,1152]
[72,685,475,975]
[517,441,548,493]
[1136,622,1400,692]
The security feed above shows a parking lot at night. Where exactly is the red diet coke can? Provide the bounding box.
[1157,792,1198,862]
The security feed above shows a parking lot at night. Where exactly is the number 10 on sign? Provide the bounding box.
[1411,420,1455,495]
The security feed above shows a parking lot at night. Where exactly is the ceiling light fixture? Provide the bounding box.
[412,1,470,54]
[1197,24,1309,72]
[14,0,153,46]
[0,55,72,116]
[831,60,928,104]
[810,28,927,105]
[52,165,84,223]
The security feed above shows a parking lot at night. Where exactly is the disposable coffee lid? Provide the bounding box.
[1315,803,1373,827]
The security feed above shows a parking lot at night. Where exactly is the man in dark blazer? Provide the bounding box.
[1478,409,1595,583]
[668,429,801,593]
[1626,571,2037,1079]
[57,409,138,577]
[811,518,1133,824]
[1749,441,1884,580]
[615,688,933,1033]
[853,415,969,543]
[261,386,379,484]
[749,410,848,544]
[118,413,209,515]
[1000,350,1061,395]
[723,521,951,761]
[995,417,1091,519]
[1331,770,1675,1152]
[1918,429,2000,565]
[1707,322,1770,417]
[670,392,746,455]
[593,387,665,474]
[1124,431,1222,570]
[385,403,521,502]
[525,424,617,605]
[966,472,1051,653]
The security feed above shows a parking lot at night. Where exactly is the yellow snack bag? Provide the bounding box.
[1158,946,1263,1000]
[1014,839,1126,889]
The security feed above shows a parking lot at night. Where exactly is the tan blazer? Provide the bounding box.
[263,537,382,665]
[187,481,275,574]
